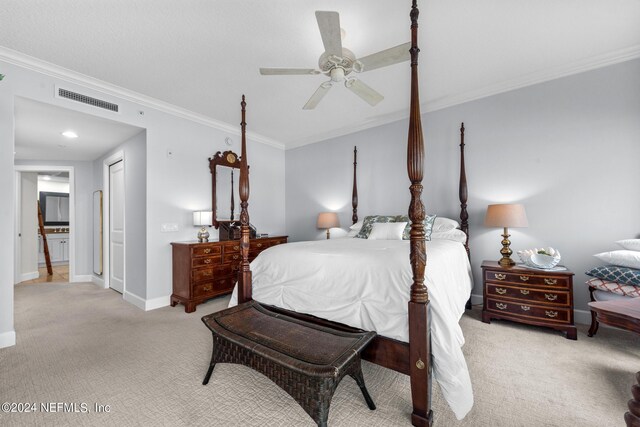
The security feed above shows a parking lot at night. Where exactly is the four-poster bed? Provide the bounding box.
[203,2,472,425]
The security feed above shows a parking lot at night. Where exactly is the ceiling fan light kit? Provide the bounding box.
[260,11,411,110]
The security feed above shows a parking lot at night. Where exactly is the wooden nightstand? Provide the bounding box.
[481,260,577,340]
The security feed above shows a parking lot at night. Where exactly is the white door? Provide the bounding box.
[109,160,125,294]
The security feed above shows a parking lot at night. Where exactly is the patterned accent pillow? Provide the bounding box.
[586,278,640,298]
[355,215,397,239]
[395,214,437,241]
[585,266,640,287]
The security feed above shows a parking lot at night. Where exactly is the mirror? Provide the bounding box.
[39,191,70,226]
[93,190,103,275]
[209,150,242,228]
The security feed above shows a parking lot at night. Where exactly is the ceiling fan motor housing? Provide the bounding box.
[319,48,356,75]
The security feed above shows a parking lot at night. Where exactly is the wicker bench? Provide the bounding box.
[202,300,377,426]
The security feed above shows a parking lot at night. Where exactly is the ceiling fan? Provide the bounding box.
[259,11,410,110]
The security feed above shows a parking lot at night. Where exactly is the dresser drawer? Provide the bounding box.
[223,252,242,264]
[192,256,222,268]
[485,270,569,288]
[486,298,571,323]
[193,277,236,298]
[269,238,287,248]
[192,245,222,258]
[250,240,268,250]
[487,284,570,307]
[192,264,239,283]
[223,241,241,254]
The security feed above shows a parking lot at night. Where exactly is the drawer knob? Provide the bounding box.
[520,275,530,282]
[257,243,263,248]
[204,271,212,276]
[203,248,211,254]
[203,285,212,291]
[544,278,558,285]
[545,310,559,318]
[545,293,558,301]
[233,246,239,251]
[495,288,507,295]
[233,255,239,260]
[520,289,530,295]
[494,273,506,280]
[496,303,508,310]
[521,305,531,311]
[204,259,212,264]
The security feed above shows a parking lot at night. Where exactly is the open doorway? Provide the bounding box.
[14,167,74,284]
[13,96,144,295]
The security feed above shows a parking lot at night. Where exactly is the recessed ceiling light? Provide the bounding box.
[42,176,51,181]
[62,130,78,139]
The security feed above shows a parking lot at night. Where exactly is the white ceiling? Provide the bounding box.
[2,1,639,148]
[14,97,144,161]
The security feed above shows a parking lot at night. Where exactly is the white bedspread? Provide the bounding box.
[229,238,474,419]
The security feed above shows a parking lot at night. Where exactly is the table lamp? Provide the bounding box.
[193,211,213,242]
[317,212,340,239]
[484,204,528,267]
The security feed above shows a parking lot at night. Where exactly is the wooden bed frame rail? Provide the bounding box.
[238,2,444,425]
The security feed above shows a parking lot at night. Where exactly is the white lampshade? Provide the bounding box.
[316,212,340,229]
[193,211,213,227]
[484,204,528,228]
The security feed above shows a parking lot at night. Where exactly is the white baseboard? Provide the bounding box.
[145,295,171,311]
[91,275,106,288]
[469,294,591,326]
[0,330,16,348]
[72,274,94,283]
[20,271,39,282]
[123,291,170,311]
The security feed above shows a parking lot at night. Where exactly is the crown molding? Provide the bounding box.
[286,45,640,149]
[0,46,285,150]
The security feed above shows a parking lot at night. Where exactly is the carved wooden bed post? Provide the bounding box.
[407,1,432,425]
[352,146,358,225]
[237,95,252,304]
[459,123,469,257]
[627,371,640,426]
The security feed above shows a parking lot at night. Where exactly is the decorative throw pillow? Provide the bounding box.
[355,215,397,239]
[368,222,407,240]
[586,278,640,298]
[593,250,640,269]
[395,214,437,241]
[433,217,460,233]
[617,239,640,252]
[586,266,640,287]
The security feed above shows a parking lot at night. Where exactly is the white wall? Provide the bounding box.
[285,59,640,313]
[0,58,286,346]
[93,131,147,299]
[19,172,38,279]
[38,177,69,194]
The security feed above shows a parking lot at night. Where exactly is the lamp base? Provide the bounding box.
[197,227,210,243]
[498,227,515,267]
[326,229,331,239]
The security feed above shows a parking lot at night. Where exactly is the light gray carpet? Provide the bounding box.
[1,282,638,426]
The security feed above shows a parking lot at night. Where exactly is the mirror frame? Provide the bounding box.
[209,150,242,229]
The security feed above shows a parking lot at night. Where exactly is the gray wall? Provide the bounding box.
[286,59,640,313]
[93,131,147,299]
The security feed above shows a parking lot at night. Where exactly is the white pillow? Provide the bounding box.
[433,217,459,233]
[349,220,364,230]
[431,229,467,244]
[346,228,359,238]
[594,250,640,269]
[617,239,640,252]
[368,222,407,240]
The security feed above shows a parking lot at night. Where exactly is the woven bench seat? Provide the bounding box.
[202,300,377,426]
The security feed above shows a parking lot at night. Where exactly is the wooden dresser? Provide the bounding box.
[171,236,287,313]
[481,260,577,340]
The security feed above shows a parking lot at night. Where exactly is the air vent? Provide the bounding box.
[58,88,119,113]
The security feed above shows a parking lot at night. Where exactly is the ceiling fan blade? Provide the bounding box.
[315,11,343,57]
[357,42,411,72]
[303,83,332,110]
[260,68,320,75]
[345,79,384,106]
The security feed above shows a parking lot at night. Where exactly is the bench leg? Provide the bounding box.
[588,311,599,337]
[350,369,376,410]
[202,362,216,385]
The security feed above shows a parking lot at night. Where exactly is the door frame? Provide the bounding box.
[13,165,76,283]
[103,151,125,295]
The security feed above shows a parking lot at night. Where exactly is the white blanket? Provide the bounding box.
[229,238,474,419]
